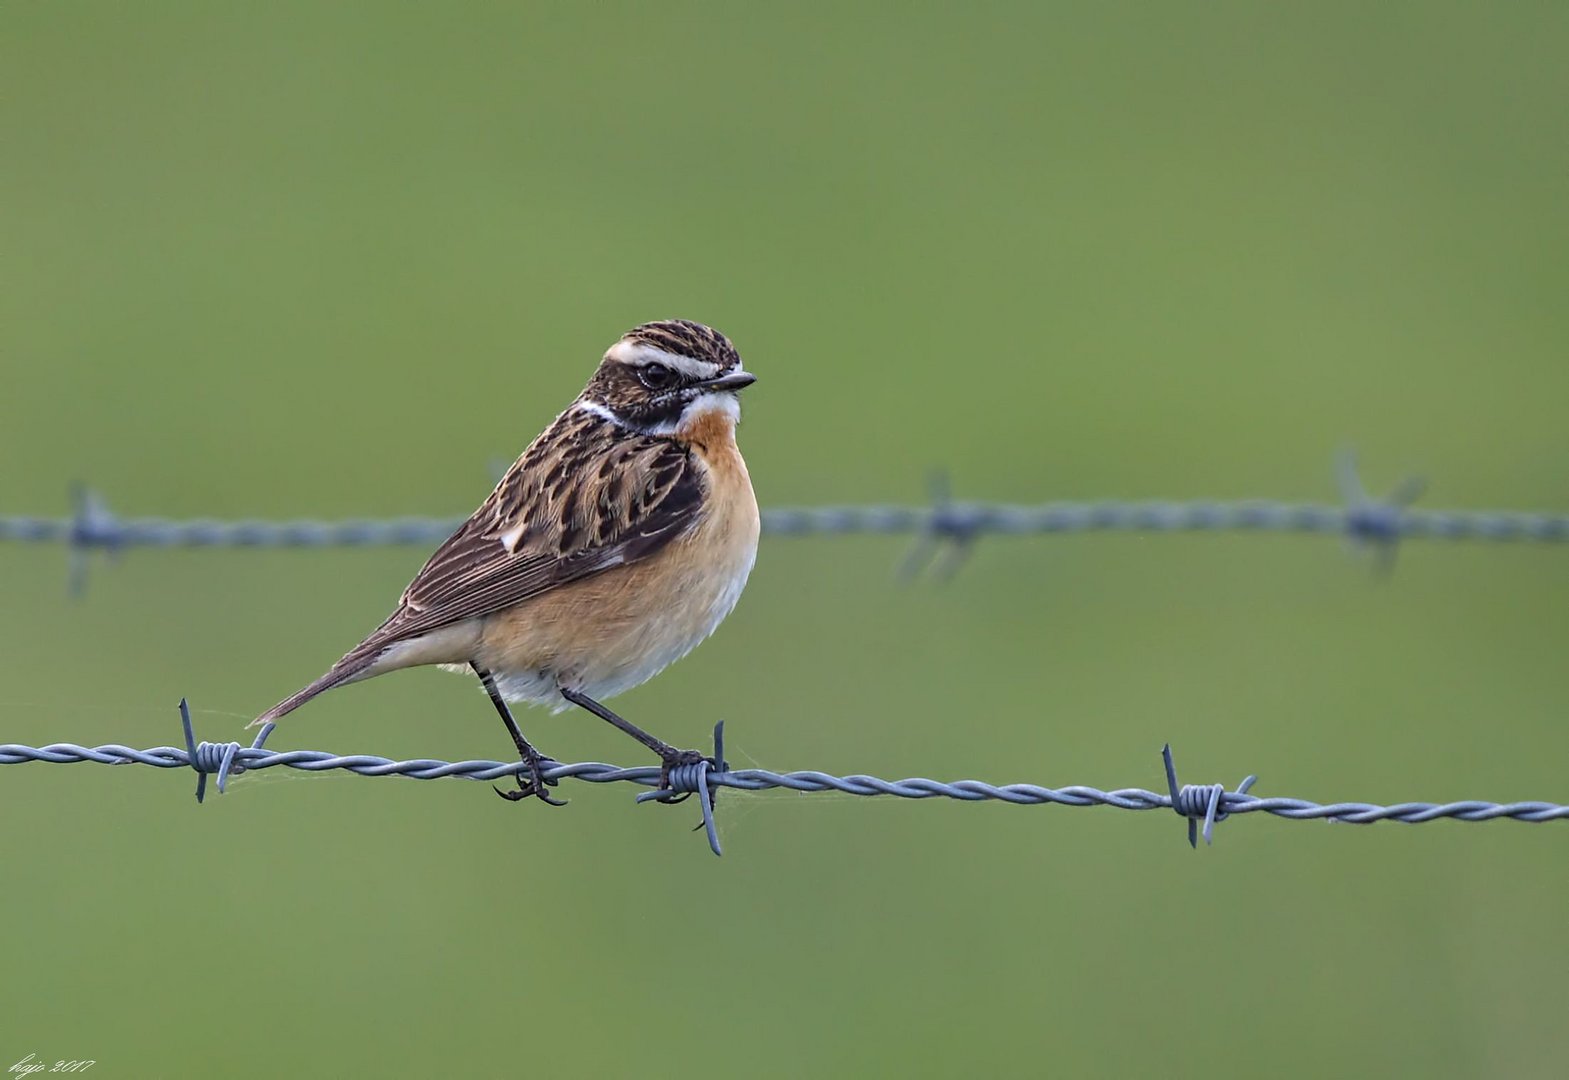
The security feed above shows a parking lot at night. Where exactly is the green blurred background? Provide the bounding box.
[4,3,1567,1076]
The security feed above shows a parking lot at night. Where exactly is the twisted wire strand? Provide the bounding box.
[5,733,1564,857]
[3,450,1567,551]
[4,503,1568,548]
[3,455,1564,595]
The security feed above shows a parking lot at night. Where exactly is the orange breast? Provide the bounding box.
[476,417,759,707]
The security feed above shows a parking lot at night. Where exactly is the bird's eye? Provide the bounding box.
[637,363,675,390]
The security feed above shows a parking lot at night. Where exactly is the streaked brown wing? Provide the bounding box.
[366,410,701,647]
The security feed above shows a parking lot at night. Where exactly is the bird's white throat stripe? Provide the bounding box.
[607,339,722,381]
[676,391,740,430]
[574,399,625,427]
[574,393,740,436]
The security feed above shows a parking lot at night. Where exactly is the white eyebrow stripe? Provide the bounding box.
[606,340,721,381]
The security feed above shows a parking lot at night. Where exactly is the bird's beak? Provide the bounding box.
[697,371,757,392]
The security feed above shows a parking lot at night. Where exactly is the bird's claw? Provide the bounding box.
[493,755,567,807]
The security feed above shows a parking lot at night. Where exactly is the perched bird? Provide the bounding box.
[254,319,760,803]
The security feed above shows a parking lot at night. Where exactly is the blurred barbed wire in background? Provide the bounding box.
[2,701,1564,856]
[1,452,1565,594]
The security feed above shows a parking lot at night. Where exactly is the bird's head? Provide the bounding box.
[580,319,755,436]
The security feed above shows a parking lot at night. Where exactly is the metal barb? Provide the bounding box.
[1335,449,1427,575]
[1162,744,1259,847]
[898,470,981,582]
[67,484,121,597]
[634,721,728,855]
[180,698,275,803]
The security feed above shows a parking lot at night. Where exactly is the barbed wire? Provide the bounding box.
[2,701,1563,856]
[0,453,1564,594]
[5,454,1563,852]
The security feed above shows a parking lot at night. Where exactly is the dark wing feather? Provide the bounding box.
[366,409,701,647]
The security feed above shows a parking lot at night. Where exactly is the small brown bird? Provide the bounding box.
[255,319,759,803]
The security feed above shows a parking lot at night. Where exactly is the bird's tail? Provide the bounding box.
[250,647,381,727]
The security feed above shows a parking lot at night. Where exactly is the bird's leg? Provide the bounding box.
[473,663,566,806]
[559,687,707,799]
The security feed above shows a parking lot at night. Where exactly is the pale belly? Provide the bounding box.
[477,488,759,709]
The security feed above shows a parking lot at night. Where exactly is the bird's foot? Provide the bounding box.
[651,746,712,805]
[493,750,567,807]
